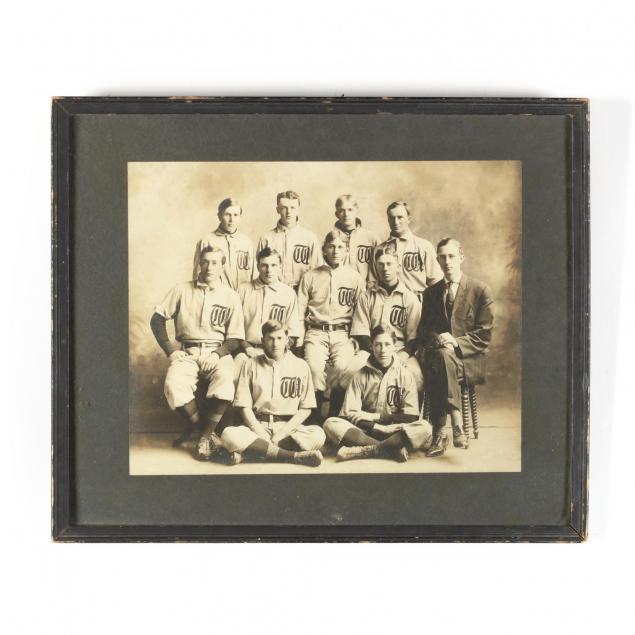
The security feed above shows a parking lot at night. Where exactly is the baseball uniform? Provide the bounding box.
[221,351,325,452]
[348,280,424,390]
[323,355,433,451]
[377,233,443,303]
[256,223,322,288]
[238,278,302,345]
[297,264,365,392]
[193,227,255,290]
[331,221,379,286]
[154,281,245,409]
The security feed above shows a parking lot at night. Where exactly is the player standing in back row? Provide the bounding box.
[256,191,322,290]
[192,198,255,289]
[330,194,379,286]
[377,200,443,303]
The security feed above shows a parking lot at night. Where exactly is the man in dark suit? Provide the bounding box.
[417,238,494,457]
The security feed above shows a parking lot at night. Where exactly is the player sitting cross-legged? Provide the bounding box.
[323,325,434,463]
[220,320,326,467]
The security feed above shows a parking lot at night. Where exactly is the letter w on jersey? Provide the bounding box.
[236,250,251,270]
[269,304,287,321]
[389,305,407,328]
[386,385,405,408]
[209,304,230,326]
[280,376,302,398]
[338,287,355,307]
[293,245,310,265]
[402,251,424,272]
[356,245,372,264]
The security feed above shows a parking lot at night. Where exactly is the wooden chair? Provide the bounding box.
[421,384,479,439]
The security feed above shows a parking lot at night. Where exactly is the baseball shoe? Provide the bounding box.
[452,425,469,449]
[391,447,409,463]
[425,433,449,457]
[172,423,196,448]
[336,445,378,462]
[194,431,222,461]
[228,451,242,466]
[293,450,323,467]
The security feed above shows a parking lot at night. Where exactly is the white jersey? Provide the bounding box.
[256,223,322,287]
[154,280,245,344]
[341,355,419,419]
[234,351,317,415]
[331,222,379,285]
[376,232,443,302]
[350,281,421,349]
[193,227,255,290]
[238,278,302,345]
[297,264,365,334]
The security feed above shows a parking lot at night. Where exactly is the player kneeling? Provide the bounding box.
[221,320,326,467]
[323,325,434,462]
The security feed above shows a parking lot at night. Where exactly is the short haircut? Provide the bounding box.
[386,200,411,216]
[276,191,301,206]
[335,194,358,209]
[371,324,398,343]
[437,237,463,256]
[373,240,399,261]
[322,230,347,248]
[218,197,242,215]
[257,246,282,264]
[261,319,288,337]
[199,245,227,265]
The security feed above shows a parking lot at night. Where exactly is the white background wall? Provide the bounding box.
[1,1,631,634]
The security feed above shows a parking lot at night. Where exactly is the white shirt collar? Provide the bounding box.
[444,272,463,286]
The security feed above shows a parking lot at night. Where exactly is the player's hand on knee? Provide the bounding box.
[350,411,379,425]
[168,350,188,362]
[198,352,220,372]
[437,332,458,349]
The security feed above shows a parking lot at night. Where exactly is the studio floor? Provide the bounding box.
[129,405,521,475]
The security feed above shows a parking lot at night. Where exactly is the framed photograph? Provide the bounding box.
[52,97,588,542]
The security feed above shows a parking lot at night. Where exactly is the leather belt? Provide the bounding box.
[256,414,292,423]
[182,341,219,348]
[309,323,349,332]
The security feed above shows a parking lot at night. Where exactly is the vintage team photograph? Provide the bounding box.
[128,161,521,475]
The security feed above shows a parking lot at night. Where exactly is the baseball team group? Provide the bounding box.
[149,191,495,467]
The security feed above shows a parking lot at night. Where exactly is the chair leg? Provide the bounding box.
[460,386,471,438]
[469,386,479,439]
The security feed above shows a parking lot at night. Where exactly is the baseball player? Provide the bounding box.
[220,320,326,467]
[235,246,302,377]
[331,194,379,286]
[349,242,424,392]
[256,191,322,289]
[323,325,433,462]
[192,197,255,289]
[150,245,245,460]
[377,200,443,303]
[297,231,365,419]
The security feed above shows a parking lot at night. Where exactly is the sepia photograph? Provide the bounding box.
[128,160,522,475]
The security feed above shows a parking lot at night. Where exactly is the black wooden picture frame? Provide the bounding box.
[52,97,589,542]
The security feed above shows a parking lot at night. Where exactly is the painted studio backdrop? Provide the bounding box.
[128,161,521,472]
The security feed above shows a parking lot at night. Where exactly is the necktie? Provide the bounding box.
[445,281,455,319]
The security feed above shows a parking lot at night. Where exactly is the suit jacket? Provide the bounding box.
[417,274,494,385]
